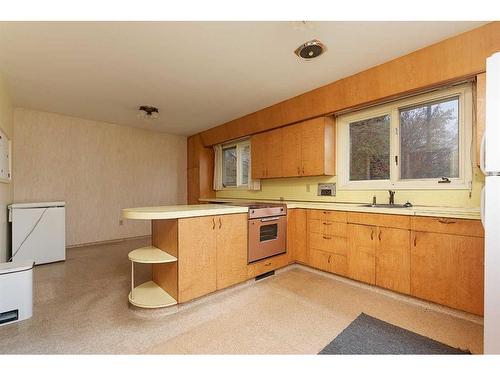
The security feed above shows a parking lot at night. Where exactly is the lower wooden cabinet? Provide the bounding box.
[309,249,347,276]
[216,214,248,290]
[375,227,411,295]
[347,223,376,284]
[178,216,217,303]
[247,253,289,278]
[178,213,248,303]
[410,231,484,315]
[287,209,308,264]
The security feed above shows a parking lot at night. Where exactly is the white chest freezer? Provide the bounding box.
[8,202,66,265]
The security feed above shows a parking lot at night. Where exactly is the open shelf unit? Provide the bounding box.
[128,220,179,309]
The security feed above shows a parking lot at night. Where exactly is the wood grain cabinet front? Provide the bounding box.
[410,230,484,315]
[347,223,377,284]
[287,209,308,264]
[251,116,335,179]
[178,213,248,303]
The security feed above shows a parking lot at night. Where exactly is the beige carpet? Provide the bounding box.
[0,238,483,354]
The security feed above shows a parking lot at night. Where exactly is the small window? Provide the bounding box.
[337,83,472,190]
[222,146,237,187]
[399,97,459,180]
[221,140,251,188]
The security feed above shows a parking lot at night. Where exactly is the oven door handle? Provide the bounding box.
[260,216,281,222]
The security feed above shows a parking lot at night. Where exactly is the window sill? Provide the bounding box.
[338,180,470,191]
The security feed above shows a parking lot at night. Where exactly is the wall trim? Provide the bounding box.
[67,234,151,249]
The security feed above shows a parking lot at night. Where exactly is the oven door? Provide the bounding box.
[248,215,287,263]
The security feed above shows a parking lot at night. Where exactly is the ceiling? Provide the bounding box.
[0,21,487,136]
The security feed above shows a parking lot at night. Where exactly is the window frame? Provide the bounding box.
[221,139,251,190]
[337,83,472,191]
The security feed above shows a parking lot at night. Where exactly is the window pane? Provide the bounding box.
[349,115,390,181]
[222,146,237,187]
[241,144,250,185]
[400,97,459,179]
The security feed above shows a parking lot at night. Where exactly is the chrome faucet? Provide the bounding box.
[388,190,395,205]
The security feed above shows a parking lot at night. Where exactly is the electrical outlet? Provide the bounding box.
[119,219,123,226]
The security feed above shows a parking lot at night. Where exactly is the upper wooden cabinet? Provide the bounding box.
[251,127,282,179]
[251,116,335,179]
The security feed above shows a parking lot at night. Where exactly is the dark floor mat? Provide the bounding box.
[319,313,471,355]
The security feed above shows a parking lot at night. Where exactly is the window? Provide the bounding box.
[337,84,472,190]
[221,140,250,188]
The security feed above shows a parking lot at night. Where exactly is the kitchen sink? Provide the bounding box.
[359,203,412,209]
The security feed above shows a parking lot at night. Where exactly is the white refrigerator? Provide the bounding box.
[483,52,500,354]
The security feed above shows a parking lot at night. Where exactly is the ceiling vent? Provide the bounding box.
[138,105,159,120]
[294,39,326,60]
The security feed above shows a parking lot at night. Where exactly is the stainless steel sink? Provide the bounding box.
[359,203,411,209]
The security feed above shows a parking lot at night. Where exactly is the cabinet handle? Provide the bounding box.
[413,235,417,247]
[328,255,331,263]
[371,229,374,240]
[297,166,300,175]
[437,218,456,224]
[323,235,332,240]
[378,230,382,241]
[302,166,305,174]
[218,217,222,229]
[265,262,272,266]
[212,218,215,230]
[322,222,332,226]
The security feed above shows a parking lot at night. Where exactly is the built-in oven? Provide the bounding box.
[247,204,287,263]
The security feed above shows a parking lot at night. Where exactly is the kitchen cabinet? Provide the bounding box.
[247,253,289,278]
[178,213,248,303]
[307,209,348,276]
[347,223,376,284]
[251,127,282,178]
[287,209,308,264]
[216,214,248,290]
[375,226,411,294]
[410,230,484,315]
[251,116,335,179]
[178,216,217,303]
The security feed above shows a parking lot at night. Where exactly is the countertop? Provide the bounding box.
[122,204,249,220]
[199,198,481,220]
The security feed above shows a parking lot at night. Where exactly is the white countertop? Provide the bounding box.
[199,198,481,220]
[122,204,249,220]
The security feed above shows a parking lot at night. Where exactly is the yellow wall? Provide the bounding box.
[0,74,13,261]
[217,166,483,208]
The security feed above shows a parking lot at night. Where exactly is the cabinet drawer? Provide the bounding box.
[247,253,289,278]
[347,212,411,230]
[309,232,347,255]
[308,218,347,237]
[308,209,347,222]
[309,249,347,276]
[411,216,484,237]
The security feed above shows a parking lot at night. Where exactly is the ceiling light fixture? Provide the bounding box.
[294,39,326,60]
[138,105,159,120]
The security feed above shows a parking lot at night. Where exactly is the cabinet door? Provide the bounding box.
[376,227,411,294]
[281,123,302,177]
[300,118,325,176]
[216,214,248,290]
[287,209,308,264]
[178,216,217,303]
[411,231,484,315]
[251,132,268,179]
[347,223,376,284]
[309,249,331,272]
[265,128,283,178]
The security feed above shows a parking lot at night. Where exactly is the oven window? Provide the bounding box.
[260,224,278,242]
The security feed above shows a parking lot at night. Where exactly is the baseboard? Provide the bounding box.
[67,235,151,249]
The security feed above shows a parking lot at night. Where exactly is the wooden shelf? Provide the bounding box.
[128,280,177,308]
[128,246,177,264]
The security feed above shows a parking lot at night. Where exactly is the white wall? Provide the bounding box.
[0,74,13,261]
[13,108,187,246]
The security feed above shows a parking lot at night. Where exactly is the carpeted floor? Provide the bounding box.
[0,237,484,354]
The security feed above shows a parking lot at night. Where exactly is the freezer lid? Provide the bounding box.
[0,260,34,275]
[8,201,65,209]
